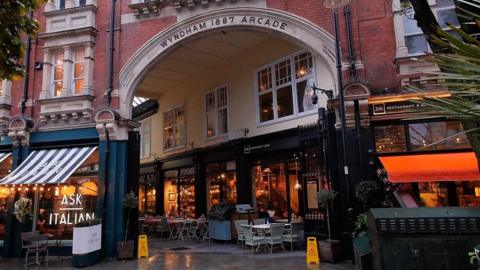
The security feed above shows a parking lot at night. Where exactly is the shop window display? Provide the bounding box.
[35,150,99,240]
[163,168,196,218]
[456,181,480,207]
[139,174,156,215]
[252,161,301,219]
[374,125,407,153]
[0,155,13,241]
[418,182,449,207]
[206,161,237,209]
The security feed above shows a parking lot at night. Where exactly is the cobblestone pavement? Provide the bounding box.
[0,239,354,270]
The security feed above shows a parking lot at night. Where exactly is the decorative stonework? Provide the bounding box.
[128,0,251,18]
[8,117,34,146]
[95,108,139,141]
[119,7,336,118]
[38,95,95,129]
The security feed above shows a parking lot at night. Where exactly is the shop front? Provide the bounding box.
[370,95,480,207]
[0,152,13,253]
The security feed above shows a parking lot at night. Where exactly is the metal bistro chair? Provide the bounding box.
[155,217,170,239]
[282,221,303,251]
[264,223,285,253]
[178,220,195,241]
[242,225,267,254]
[234,219,248,246]
[21,232,49,267]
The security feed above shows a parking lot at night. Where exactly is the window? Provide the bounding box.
[72,48,85,95]
[374,125,407,153]
[256,51,316,124]
[0,80,3,96]
[55,0,85,9]
[139,118,151,159]
[163,104,186,150]
[409,121,470,150]
[51,50,64,97]
[401,0,460,55]
[205,85,228,138]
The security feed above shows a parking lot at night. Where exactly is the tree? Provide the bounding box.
[0,0,44,80]
[403,0,480,168]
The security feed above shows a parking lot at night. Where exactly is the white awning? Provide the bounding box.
[0,146,97,185]
[0,152,11,164]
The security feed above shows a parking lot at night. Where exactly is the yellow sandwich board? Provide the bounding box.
[306,237,320,264]
[138,234,149,258]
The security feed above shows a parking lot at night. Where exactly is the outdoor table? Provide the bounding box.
[23,233,52,266]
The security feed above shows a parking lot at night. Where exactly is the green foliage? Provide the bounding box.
[75,218,102,228]
[122,191,139,210]
[207,201,235,221]
[13,197,32,223]
[469,244,480,269]
[316,189,337,206]
[0,0,45,79]
[355,180,385,208]
[353,213,368,238]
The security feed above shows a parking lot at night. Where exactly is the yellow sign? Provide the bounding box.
[138,234,149,258]
[306,237,319,264]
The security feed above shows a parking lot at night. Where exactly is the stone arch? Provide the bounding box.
[119,7,337,118]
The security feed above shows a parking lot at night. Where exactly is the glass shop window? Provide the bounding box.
[206,161,237,209]
[139,174,156,216]
[36,150,99,240]
[374,125,407,153]
[0,155,13,241]
[409,121,470,151]
[456,181,480,207]
[418,182,449,207]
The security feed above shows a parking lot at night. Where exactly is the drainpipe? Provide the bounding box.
[344,5,357,80]
[101,123,110,257]
[21,9,33,115]
[106,0,116,106]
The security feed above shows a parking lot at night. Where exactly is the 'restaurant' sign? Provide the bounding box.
[48,193,95,225]
[370,101,427,116]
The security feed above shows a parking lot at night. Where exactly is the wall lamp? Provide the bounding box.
[311,83,334,104]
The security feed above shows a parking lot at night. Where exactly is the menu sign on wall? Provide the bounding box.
[370,101,427,116]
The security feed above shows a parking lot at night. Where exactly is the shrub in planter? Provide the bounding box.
[207,202,235,241]
[14,197,32,224]
[72,218,102,268]
[117,191,138,260]
[316,190,342,263]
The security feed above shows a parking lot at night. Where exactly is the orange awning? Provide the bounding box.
[379,152,480,183]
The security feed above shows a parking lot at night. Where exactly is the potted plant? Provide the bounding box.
[72,218,102,268]
[14,197,32,230]
[117,191,138,260]
[469,244,480,270]
[207,201,235,241]
[352,213,372,269]
[316,189,342,263]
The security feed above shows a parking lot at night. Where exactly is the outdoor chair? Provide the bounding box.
[282,221,303,251]
[264,223,285,253]
[21,232,49,267]
[195,218,208,240]
[155,217,170,239]
[242,225,267,254]
[234,219,248,246]
[178,220,195,241]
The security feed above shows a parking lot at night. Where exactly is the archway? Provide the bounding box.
[119,7,337,118]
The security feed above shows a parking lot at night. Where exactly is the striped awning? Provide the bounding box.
[0,146,97,185]
[0,152,11,164]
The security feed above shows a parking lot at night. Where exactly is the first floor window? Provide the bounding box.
[163,104,186,150]
[51,50,64,97]
[256,51,316,124]
[72,47,85,95]
[205,85,228,138]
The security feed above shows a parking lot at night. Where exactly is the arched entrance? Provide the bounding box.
[119,7,337,119]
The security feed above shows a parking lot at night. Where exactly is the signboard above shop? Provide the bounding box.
[369,101,428,116]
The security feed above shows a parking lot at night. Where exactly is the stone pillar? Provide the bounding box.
[95,108,139,258]
[40,51,52,100]
[83,45,95,96]
[62,47,73,97]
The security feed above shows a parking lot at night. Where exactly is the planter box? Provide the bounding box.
[318,239,342,263]
[117,241,135,260]
[72,224,102,268]
[209,219,231,241]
